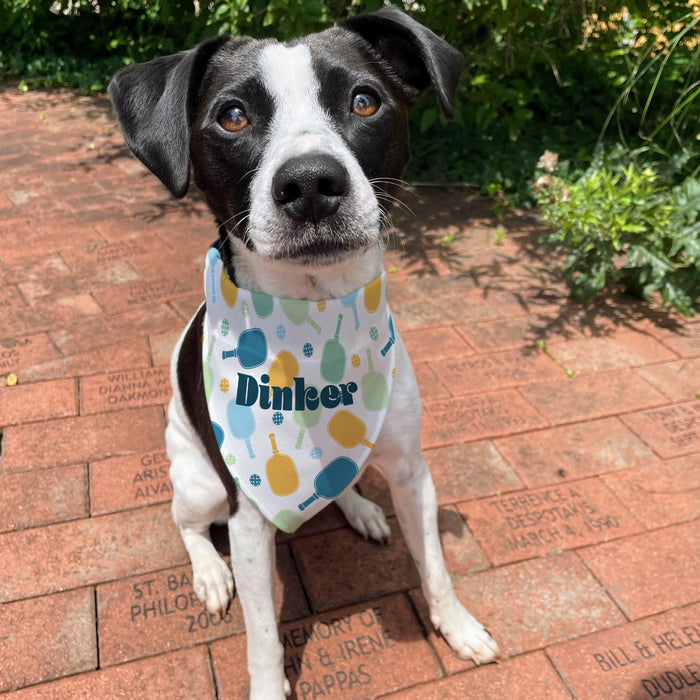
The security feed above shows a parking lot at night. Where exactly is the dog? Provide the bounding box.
[109,7,499,697]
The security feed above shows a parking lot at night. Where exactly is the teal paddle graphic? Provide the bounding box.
[251,291,274,319]
[298,457,359,511]
[362,348,390,411]
[221,328,267,368]
[340,290,360,330]
[280,299,322,334]
[320,313,346,383]
[381,316,395,357]
[226,399,256,459]
[211,421,224,448]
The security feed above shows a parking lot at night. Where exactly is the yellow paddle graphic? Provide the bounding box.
[266,433,299,496]
[268,350,299,389]
[364,276,382,313]
[220,265,238,308]
[327,410,375,449]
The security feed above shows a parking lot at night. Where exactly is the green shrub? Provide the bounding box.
[535,148,699,316]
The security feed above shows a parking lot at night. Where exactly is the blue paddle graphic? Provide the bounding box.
[221,328,267,368]
[226,400,256,459]
[211,421,224,448]
[298,457,358,511]
[381,316,395,357]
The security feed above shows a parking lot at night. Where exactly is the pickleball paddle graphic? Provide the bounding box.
[269,350,299,389]
[211,420,224,448]
[327,410,375,449]
[207,249,219,304]
[298,457,359,511]
[203,334,216,401]
[226,399,256,459]
[272,508,306,532]
[320,313,346,383]
[221,328,267,369]
[280,299,322,334]
[220,265,238,308]
[341,290,360,330]
[362,348,390,411]
[266,433,299,496]
[251,291,274,319]
[364,276,382,313]
[292,386,323,448]
[381,316,395,357]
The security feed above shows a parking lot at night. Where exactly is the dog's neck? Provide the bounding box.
[226,238,386,301]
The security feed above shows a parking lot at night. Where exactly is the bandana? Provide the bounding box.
[203,247,396,532]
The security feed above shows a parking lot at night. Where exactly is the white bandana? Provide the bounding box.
[203,247,396,532]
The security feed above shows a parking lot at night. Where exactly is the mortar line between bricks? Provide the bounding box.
[543,645,581,699]
[206,643,224,700]
[402,588,449,681]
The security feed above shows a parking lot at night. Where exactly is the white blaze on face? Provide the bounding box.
[246,42,380,258]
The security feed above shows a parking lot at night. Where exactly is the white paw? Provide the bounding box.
[337,490,391,542]
[431,599,500,665]
[192,555,234,618]
[249,674,291,699]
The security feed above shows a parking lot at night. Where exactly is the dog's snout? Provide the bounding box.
[272,154,348,223]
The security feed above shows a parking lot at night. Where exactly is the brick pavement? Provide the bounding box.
[0,86,698,699]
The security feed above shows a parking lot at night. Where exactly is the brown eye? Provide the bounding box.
[219,106,249,132]
[352,92,379,117]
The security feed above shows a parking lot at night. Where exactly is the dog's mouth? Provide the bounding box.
[269,224,374,265]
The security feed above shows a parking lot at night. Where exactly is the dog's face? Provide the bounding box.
[110,7,463,268]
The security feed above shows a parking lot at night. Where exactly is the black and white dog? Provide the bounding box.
[110,7,499,697]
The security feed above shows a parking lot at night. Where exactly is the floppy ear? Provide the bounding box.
[344,6,464,118]
[108,37,230,198]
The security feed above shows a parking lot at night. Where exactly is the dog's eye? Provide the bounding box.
[352,92,379,118]
[218,106,249,133]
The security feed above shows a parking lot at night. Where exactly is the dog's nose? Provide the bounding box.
[272,154,348,223]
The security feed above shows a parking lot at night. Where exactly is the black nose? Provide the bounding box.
[272,154,348,223]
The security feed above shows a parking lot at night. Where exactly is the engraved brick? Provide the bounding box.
[210,594,440,699]
[459,478,643,565]
[0,378,77,426]
[80,366,171,414]
[636,357,700,402]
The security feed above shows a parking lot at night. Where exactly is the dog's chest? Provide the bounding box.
[202,248,396,532]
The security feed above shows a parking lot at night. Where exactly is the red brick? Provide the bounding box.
[93,276,200,314]
[422,390,546,448]
[426,553,625,659]
[545,331,678,374]
[210,594,440,699]
[90,448,172,515]
[0,333,61,375]
[80,365,171,414]
[0,378,77,426]
[651,321,700,358]
[98,547,308,667]
[149,329,181,366]
[0,503,187,602]
[459,478,643,565]
[622,400,700,458]
[385,652,571,699]
[414,362,450,401]
[21,338,151,383]
[0,588,96,692]
[520,370,666,425]
[1,405,165,471]
[602,454,700,528]
[547,602,700,700]
[0,464,88,532]
[292,519,420,612]
[483,287,568,319]
[393,295,502,331]
[578,520,700,620]
[636,357,700,402]
[401,326,474,363]
[437,506,492,577]
[60,237,167,269]
[495,417,657,487]
[431,347,561,396]
[4,647,216,700]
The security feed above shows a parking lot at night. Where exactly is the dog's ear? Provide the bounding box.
[344,6,464,118]
[108,37,231,198]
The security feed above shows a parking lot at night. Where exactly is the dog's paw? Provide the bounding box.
[192,555,234,619]
[249,674,291,700]
[431,599,500,665]
[336,489,391,542]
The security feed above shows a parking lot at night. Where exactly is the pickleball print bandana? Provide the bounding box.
[203,247,396,533]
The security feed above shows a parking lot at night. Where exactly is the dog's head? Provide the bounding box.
[109,7,463,269]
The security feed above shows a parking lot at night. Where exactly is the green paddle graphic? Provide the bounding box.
[320,313,346,383]
[280,299,322,333]
[203,334,216,401]
[292,386,323,448]
[361,348,390,411]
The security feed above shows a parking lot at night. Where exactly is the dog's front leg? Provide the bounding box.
[228,494,290,699]
[373,344,500,665]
